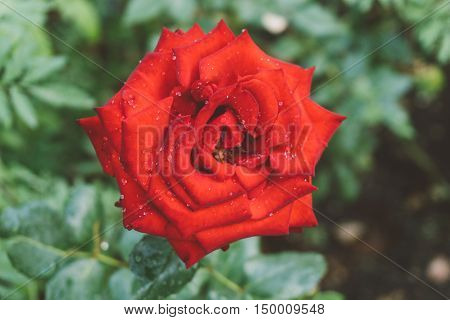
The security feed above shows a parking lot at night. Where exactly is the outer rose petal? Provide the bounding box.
[121,97,173,188]
[110,153,167,236]
[195,203,292,253]
[175,20,235,88]
[289,194,318,229]
[154,24,205,52]
[270,98,346,175]
[77,116,114,176]
[166,225,206,268]
[95,93,123,152]
[199,31,312,91]
[121,52,177,117]
[249,177,316,219]
[148,173,251,238]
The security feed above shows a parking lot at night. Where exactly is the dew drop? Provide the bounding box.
[100,241,109,251]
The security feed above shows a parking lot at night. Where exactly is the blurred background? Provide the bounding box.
[0,0,449,299]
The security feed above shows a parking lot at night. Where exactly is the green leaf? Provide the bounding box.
[22,56,67,83]
[167,0,197,23]
[0,88,12,128]
[54,0,100,43]
[1,40,34,84]
[27,83,94,109]
[292,4,344,37]
[0,0,51,26]
[6,237,65,279]
[108,268,143,299]
[0,31,15,69]
[45,259,106,299]
[205,237,260,284]
[130,236,197,299]
[168,268,210,299]
[343,0,374,12]
[437,33,450,63]
[116,229,144,261]
[9,86,37,128]
[244,252,327,299]
[0,201,71,248]
[0,240,38,300]
[123,0,166,26]
[64,184,99,243]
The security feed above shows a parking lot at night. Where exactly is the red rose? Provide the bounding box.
[78,21,345,267]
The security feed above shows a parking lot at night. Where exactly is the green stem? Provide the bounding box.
[203,266,244,294]
[97,253,128,268]
[92,221,101,257]
[70,250,127,268]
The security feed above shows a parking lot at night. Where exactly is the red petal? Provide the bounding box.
[194,85,235,129]
[121,52,177,117]
[148,174,250,238]
[249,177,316,219]
[195,203,291,253]
[132,210,168,237]
[227,88,259,133]
[95,93,123,152]
[199,31,311,90]
[293,66,315,100]
[239,78,278,130]
[166,225,206,268]
[174,132,244,205]
[235,166,268,191]
[110,154,167,236]
[270,98,345,175]
[209,110,242,148]
[170,87,197,116]
[289,194,318,228]
[77,116,114,176]
[154,24,205,52]
[160,130,200,210]
[121,97,173,188]
[175,20,234,88]
[299,98,346,174]
[147,173,191,230]
[180,194,251,238]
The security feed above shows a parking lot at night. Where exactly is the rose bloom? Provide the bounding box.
[78,21,345,267]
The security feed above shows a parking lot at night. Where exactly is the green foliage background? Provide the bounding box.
[0,0,448,299]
